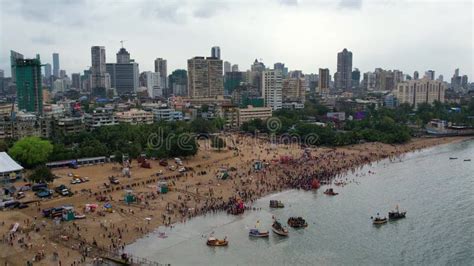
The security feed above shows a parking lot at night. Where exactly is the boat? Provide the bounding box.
[287,217,308,228]
[272,220,289,236]
[449,157,458,160]
[269,200,284,208]
[388,206,407,220]
[206,237,228,246]
[464,159,471,162]
[323,188,338,196]
[249,228,269,238]
[372,214,388,225]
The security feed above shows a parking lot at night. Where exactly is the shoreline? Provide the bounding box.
[0,135,471,265]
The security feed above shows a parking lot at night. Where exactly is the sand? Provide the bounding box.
[0,135,470,265]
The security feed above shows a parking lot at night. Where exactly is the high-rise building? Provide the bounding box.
[143,71,161,98]
[414,71,419,80]
[274,62,288,77]
[335,48,353,91]
[362,72,376,91]
[169,69,187,96]
[318,68,330,94]
[91,46,108,91]
[59,70,66,79]
[262,70,283,110]
[461,75,468,89]
[10,50,24,82]
[106,52,139,96]
[425,70,435,80]
[0,69,3,79]
[15,55,43,114]
[282,77,306,103]
[351,68,360,88]
[44,63,52,79]
[395,78,445,107]
[437,75,444,82]
[116,48,130,64]
[187,56,223,98]
[224,71,243,95]
[52,53,60,77]
[211,46,221,59]
[224,61,231,74]
[154,58,167,88]
[71,73,81,89]
[231,64,239,72]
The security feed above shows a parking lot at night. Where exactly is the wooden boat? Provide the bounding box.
[287,217,308,228]
[372,217,388,225]
[249,228,269,238]
[272,220,289,236]
[269,200,284,208]
[388,205,407,220]
[206,237,228,246]
[323,188,338,196]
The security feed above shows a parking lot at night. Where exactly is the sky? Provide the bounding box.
[0,0,473,80]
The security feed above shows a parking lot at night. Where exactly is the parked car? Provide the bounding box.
[32,183,48,192]
[36,189,53,198]
[178,167,187,173]
[19,184,31,192]
[15,192,26,199]
[17,203,28,209]
[0,200,19,209]
[109,176,120,185]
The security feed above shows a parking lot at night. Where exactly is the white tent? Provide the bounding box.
[0,152,23,181]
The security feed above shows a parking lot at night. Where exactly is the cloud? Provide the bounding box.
[279,0,298,6]
[192,2,227,19]
[338,0,363,9]
[139,0,187,24]
[8,0,87,26]
[30,35,55,45]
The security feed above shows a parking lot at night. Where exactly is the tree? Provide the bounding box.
[211,136,226,151]
[29,165,55,183]
[9,137,53,168]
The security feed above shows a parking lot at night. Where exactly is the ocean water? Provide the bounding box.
[125,140,474,265]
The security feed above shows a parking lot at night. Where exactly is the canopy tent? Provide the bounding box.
[0,152,23,182]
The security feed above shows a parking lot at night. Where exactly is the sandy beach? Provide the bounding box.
[0,135,471,266]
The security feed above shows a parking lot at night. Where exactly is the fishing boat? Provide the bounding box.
[249,228,269,238]
[287,217,308,228]
[323,188,338,196]
[206,237,228,246]
[464,159,471,162]
[388,206,407,220]
[449,157,458,160]
[269,200,284,208]
[372,214,388,225]
[272,220,289,236]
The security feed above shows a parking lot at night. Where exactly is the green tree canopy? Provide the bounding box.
[29,165,55,183]
[9,137,53,168]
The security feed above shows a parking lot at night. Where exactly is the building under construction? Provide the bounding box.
[15,55,43,114]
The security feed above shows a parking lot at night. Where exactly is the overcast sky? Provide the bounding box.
[0,0,472,80]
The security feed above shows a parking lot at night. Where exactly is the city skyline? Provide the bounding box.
[0,0,472,79]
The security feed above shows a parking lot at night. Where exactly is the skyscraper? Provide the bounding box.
[262,69,283,110]
[52,53,60,77]
[335,48,353,91]
[10,50,24,82]
[71,73,81,89]
[154,58,167,88]
[44,63,52,78]
[91,46,109,91]
[425,70,435,80]
[169,69,187,96]
[274,62,288,77]
[318,68,330,94]
[231,64,239,72]
[413,71,419,80]
[351,68,360,88]
[224,61,231,73]
[282,76,306,103]
[116,48,130,64]
[187,56,224,98]
[211,46,221,59]
[15,55,43,114]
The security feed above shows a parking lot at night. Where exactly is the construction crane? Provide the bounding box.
[120,40,127,48]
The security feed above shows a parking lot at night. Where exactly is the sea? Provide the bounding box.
[125,140,474,266]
